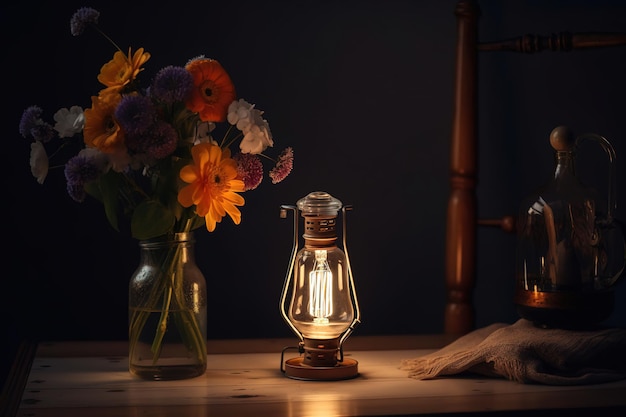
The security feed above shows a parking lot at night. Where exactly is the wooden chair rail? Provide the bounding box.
[479,32,626,53]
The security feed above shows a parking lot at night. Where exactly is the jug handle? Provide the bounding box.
[575,132,626,286]
[575,133,617,221]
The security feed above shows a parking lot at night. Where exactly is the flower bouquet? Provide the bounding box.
[19,7,293,379]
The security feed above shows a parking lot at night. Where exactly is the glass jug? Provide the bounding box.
[515,126,626,328]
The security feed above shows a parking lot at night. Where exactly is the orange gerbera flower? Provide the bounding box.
[177,142,245,232]
[97,47,150,94]
[184,58,236,123]
[83,93,125,153]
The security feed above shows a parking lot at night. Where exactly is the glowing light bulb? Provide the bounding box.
[309,250,333,323]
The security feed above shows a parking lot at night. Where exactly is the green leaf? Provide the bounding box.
[85,171,123,232]
[189,214,206,231]
[84,181,103,202]
[131,200,175,240]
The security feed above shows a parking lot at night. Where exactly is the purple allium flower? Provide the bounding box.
[128,120,178,160]
[66,183,87,203]
[123,133,144,155]
[64,154,101,202]
[70,7,100,36]
[19,105,43,138]
[115,95,157,136]
[147,121,178,159]
[151,66,194,104]
[269,147,294,184]
[30,123,56,143]
[233,153,264,191]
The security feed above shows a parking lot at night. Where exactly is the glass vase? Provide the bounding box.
[128,232,207,380]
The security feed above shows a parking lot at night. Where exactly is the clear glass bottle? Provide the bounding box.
[128,232,207,380]
[515,126,625,328]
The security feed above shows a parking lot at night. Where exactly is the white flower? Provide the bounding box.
[240,123,273,154]
[193,121,217,145]
[227,99,254,130]
[228,99,274,154]
[53,106,85,138]
[30,141,49,184]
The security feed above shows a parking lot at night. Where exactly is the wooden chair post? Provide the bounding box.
[445,0,479,335]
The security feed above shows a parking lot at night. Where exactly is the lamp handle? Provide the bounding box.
[279,205,303,342]
[338,205,361,354]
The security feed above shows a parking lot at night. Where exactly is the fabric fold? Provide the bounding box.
[400,319,626,385]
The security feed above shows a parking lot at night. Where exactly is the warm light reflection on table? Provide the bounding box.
[12,338,626,417]
[287,394,354,417]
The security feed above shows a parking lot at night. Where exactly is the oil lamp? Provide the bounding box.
[279,191,361,380]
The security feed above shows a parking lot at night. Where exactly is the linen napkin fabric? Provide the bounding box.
[400,318,626,385]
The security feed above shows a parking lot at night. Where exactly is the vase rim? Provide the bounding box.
[140,232,194,246]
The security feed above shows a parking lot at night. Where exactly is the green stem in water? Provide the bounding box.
[129,222,206,367]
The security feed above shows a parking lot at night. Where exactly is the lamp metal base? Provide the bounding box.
[283,357,359,381]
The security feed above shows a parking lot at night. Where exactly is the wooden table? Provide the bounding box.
[3,335,626,416]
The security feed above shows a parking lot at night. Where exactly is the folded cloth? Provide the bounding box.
[400,318,626,385]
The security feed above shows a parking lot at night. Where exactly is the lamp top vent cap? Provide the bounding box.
[297,191,342,216]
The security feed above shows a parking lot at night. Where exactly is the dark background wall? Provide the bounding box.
[2,0,626,386]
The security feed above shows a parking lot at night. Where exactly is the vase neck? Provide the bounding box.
[137,233,196,266]
[140,232,194,246]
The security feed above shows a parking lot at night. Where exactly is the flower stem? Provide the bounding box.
[128,226,206,368]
